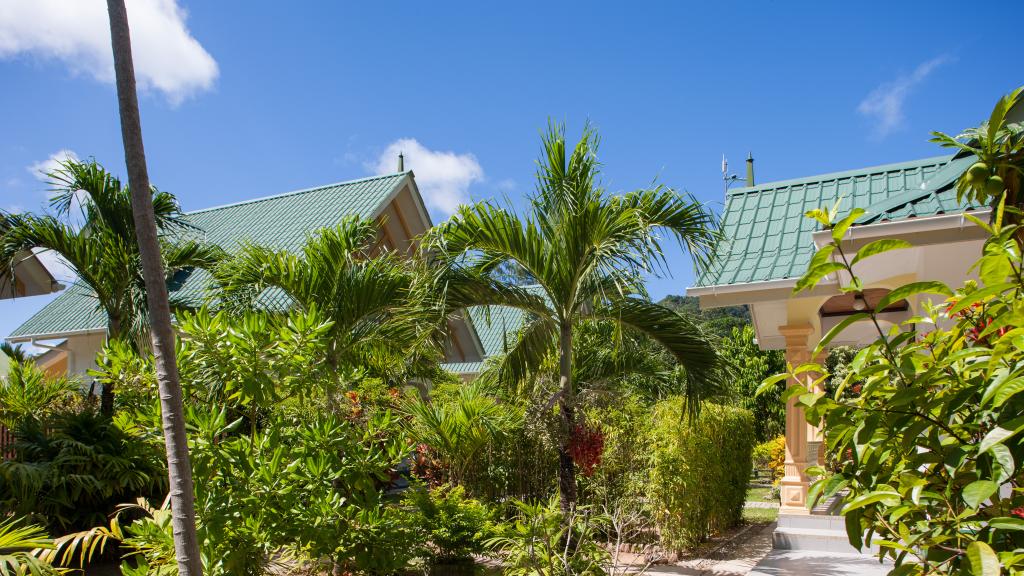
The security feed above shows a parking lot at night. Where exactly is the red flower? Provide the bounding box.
[1012,507,1024,519]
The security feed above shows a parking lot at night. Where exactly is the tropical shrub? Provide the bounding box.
[406,484,496,570]
[0,407,167,533]
[751,435,785,485]
[578,394,653,509]
[487,498,610,576]
[0,359,79,428]
[648,397,755,552]
[404,380,527,498]
[770,87,1024,575]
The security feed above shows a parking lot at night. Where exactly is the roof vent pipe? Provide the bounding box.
[398,152,405,172]
[746,152,755,186]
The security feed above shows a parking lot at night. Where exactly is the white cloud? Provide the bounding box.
[27,149,79,182]
[0,0,218,105]
[857,56,949,139]
[372,138,484,215]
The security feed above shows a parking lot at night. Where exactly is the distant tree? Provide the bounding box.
[718,325,785,443]
[657,295,750,339]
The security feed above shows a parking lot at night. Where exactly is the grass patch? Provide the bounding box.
[746,486,775,503]
[743,505,779,523]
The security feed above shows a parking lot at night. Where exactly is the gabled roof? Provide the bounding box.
[9,173,412,340]
[694,155,983,288]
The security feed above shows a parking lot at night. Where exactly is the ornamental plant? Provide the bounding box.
[766,87,1024,576]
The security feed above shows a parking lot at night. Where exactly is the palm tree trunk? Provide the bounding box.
[105,2,203,574]
[557,321,577,512]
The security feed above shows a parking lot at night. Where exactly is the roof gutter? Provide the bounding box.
[6,327,107,344]
[812,209,991,249]
[686,276,796,298]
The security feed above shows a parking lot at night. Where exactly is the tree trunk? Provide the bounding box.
[557,321,577,512]
[105,2,203,574]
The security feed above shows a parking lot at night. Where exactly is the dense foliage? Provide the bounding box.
[648,398,755,552]
[424,122,723,511]
[657,295,750,338]
[775,87,1024,576]
[405,484,496,569]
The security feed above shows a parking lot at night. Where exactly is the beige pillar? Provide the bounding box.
[777,323,823,515]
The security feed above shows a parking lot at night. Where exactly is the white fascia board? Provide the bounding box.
[686,277,796,297]
[812,210,991,249]
[6,327,106,344]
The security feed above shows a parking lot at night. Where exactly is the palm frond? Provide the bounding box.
[589,297,725,415]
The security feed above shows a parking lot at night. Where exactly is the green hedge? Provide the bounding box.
[648,398,755,552]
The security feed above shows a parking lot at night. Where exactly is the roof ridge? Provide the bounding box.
[727,155,954,195]
[186,171,410,215]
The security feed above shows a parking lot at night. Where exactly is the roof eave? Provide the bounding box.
[6,327,107,344]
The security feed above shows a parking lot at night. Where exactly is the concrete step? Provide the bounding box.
[750,550,889,576]
[774,514,876,554]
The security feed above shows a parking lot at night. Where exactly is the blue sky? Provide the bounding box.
[1,0,1021,341]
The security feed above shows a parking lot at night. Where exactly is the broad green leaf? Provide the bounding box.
[979,254,1014,288]
[844,509,863,551]
[967,540,1000,576]
[793,262,846,294]
[843,490,900,512]
[808,243,836,270]
[989,517,1024,531]
[948,283,1015,316]
[831,208,867,241]
[983,376,1024,407]
[876,281,953,311]
[964,211,994,235]
[850,239,913,267]
[991,444,1015,484]
[814,313,869,355]
[963,480,998,509]
[979,417,1024,454]
[756,373,789,397]
[806,208,831,227]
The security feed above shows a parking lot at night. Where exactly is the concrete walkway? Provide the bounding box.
[748,550,889,576]
[645,522,889,576]
[647,522,776,575]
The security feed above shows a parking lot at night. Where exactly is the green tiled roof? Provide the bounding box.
[694,155,983,288]
[468,304,526,357]
[9,173,410,339]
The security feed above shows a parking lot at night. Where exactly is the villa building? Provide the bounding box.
[5,169,517,380]
[689,150,986,550]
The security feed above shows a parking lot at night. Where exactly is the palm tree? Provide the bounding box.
[214,215,442,387]
[105,0,203,573]
[425,123,724,510]
[0,159,221,413]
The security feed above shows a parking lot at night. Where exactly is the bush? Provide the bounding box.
[487,498,609,576]
[751,435,785,485]
[579,394,652,508]
[648,398,754,552]
[406,484,495,569]
[0,408,167,533]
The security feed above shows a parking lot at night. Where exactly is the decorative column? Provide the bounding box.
[777,323,821,515]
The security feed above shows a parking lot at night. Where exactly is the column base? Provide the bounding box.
[779,477,810,515]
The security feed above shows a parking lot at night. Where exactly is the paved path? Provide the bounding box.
[748,550,889,576]
[646,522,776,575]
[744,501,780,509]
